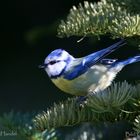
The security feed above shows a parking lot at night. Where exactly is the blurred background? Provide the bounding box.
[0,0,140,114]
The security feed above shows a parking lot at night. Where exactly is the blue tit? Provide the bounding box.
[39,40,140,96]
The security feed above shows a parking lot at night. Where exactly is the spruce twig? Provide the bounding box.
[57,0,140,39]
[33,82,139,131]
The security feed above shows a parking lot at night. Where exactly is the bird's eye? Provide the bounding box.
[49,61,57,65]
[49,60,60,65]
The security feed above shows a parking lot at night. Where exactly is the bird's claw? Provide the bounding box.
[76,96,88,108]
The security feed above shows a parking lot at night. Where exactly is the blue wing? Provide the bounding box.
[64,58,88,80]
[82,39,125,67]
[64,40,125,80]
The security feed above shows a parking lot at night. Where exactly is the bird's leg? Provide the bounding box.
[76,96,88,107]
[76,89,98,107]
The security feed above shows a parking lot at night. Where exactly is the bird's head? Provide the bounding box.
[39,49,74,78]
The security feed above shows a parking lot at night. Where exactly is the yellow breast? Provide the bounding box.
[51,75,88,96]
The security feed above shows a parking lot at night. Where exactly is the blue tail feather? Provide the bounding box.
[119,55,140,66]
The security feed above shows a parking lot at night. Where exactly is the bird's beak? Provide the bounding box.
[38,64,46,69]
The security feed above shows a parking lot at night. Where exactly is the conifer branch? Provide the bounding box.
[33,98,96,131]
[106,0,140,14]
[134,115,140,134]
[33,82,139,131]
[87,81,133,113]
[57,0,140,39]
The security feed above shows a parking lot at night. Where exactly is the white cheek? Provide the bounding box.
[45,62,66,76]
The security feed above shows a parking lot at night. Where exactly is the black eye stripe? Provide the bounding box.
[49,61,56,65]
[49,60,60,65]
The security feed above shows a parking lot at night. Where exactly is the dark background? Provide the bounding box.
[0,0,140,114]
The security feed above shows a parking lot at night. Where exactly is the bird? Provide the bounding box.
[39,40,140,96]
